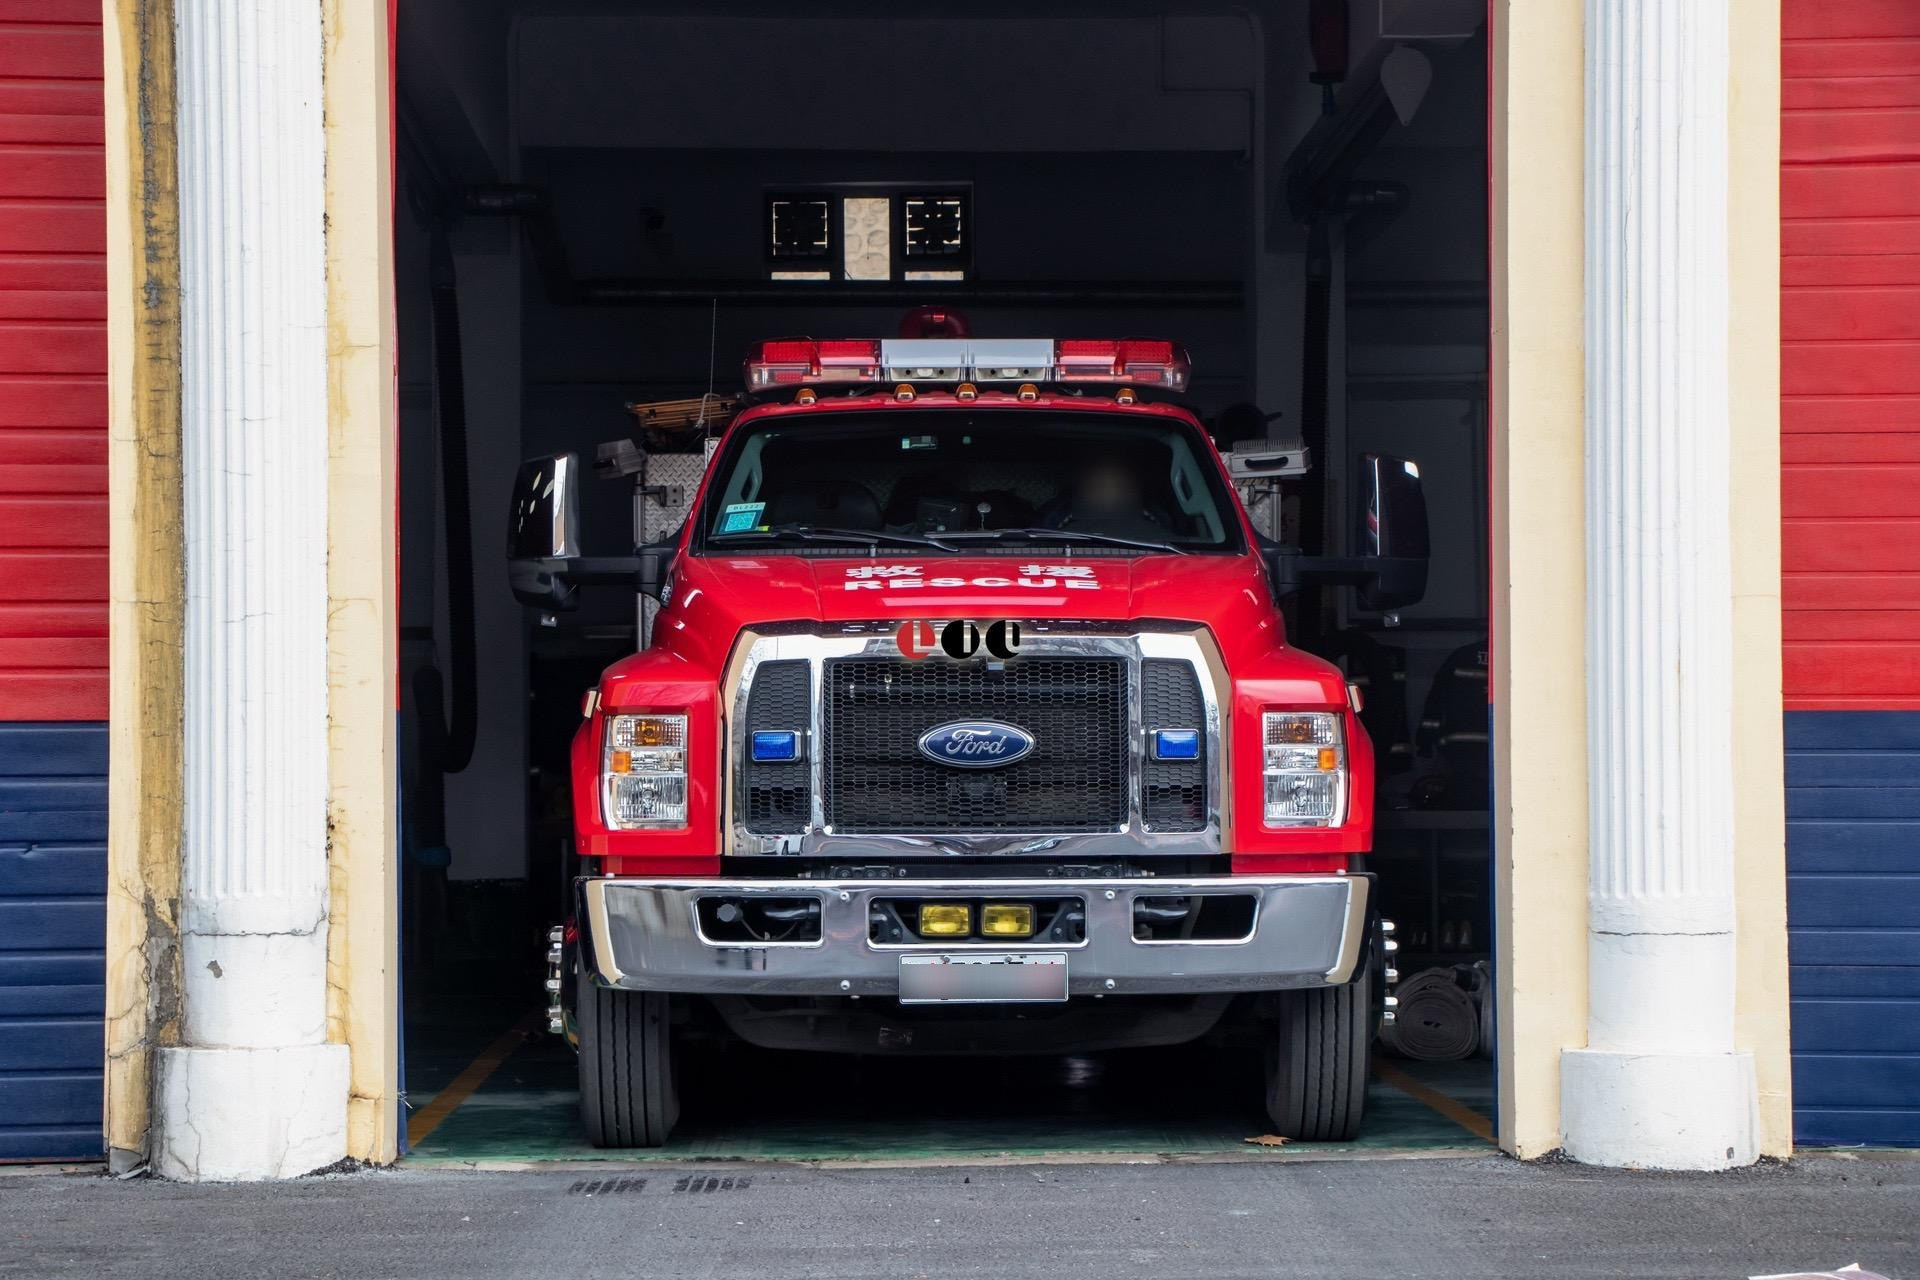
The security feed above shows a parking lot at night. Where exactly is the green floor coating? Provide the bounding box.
[404,1003,1496,1165]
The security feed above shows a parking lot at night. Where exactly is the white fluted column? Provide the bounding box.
[1561,0,1757,1170]
[153,0,347,1181]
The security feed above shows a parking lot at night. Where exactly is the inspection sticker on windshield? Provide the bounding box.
[717,502,765,534]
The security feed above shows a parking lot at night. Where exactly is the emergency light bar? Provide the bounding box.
[743,338,1191,393]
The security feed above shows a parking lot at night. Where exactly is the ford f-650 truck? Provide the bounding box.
[507,332,1429,1148]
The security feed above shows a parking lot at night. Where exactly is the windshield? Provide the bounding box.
[693,410,1244,555]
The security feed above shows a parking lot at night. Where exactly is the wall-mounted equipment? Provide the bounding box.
[766,196,833,261]
[901,193,970,279]
[764,187,972,283]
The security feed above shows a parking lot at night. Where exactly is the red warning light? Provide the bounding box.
[898,305,971,339]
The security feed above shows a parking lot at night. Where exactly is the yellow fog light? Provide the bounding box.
[980,904,1035,938]
[918,903,972,937]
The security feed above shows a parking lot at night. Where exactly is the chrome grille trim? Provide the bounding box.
[726,624,1223,858]
[1141,657,1208,831]
[741,659,812,834]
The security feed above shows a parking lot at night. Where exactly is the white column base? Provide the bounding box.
[179,928,330,1049]
[154,1043,350,1181]
[1585,927,1737,1051]
[1561,1047,1758,1170]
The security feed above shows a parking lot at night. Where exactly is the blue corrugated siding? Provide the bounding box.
[1786,711,1920,1147]
[0,722,106,1161]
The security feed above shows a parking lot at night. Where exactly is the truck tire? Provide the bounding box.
[577,968,679,1148]
[1263,973,1371,1142]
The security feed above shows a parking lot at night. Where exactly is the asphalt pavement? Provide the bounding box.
[1,1152,1915,1279]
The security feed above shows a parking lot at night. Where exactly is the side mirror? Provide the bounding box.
[508,453,584,611]
[1355,453,1429,611]
[634,542,674,602]
[507,452,674,610]
[1261,452,1429,611]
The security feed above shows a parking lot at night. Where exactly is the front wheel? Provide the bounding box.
[577,967,680,1148]
[1262,973,1371,1142]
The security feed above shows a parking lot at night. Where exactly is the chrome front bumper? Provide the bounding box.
[579,874,1369,998]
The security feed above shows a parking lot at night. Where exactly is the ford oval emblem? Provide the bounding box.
[916,720,1036,769]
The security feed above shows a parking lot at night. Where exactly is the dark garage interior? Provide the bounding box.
[390,0,1494,1161]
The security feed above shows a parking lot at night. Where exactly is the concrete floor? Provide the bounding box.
[4,1153,1915,1278]
[401,1003,1497,1165]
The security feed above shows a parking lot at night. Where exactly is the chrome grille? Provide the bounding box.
[728,628,1222,858]
[822,657,1128,833]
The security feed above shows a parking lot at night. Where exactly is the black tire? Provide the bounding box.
[577,966,679,1148]
[1263,973,1371,1142]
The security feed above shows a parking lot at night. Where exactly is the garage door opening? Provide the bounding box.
[391,1,1494,1163]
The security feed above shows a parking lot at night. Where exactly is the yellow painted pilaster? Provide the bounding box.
[1489,0,1590,1159]
[322,0,400,1164]
[102,0,184,1174]
[1727,0,1792,1158]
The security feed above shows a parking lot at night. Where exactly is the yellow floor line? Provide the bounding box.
[405,1017,1493,1153]
[1372,1061,1496,1143]
[408,1013,542,1149]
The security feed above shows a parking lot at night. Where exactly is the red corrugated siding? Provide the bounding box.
[0,1,107,721]
[1782,0,1920,710]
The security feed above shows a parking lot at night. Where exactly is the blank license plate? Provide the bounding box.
[897,952,1069,1004]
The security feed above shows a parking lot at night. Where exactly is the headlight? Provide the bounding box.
[1263,711,1346,827]
[603,713,689,829]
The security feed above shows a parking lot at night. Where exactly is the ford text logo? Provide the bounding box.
[916,721,1036,769]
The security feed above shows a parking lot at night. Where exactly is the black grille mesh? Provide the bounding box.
[743,659,811,833]
[1142,658,1207,831]
[822,657,1128,833]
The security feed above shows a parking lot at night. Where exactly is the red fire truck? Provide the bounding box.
[508,332,1429,1147]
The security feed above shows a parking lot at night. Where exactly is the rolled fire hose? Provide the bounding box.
[1468,961,1496,1059]
[1378,967,1480,1061]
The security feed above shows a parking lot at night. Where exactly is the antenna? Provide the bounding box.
[697,297,720,441]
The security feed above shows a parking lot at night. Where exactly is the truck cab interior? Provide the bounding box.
[394,0,1493,1161]
[701,408,1238,547]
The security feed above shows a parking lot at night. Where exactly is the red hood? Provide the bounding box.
[650,551,1299,670]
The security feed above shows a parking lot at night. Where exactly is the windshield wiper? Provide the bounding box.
[941,526,1189,555]
[710,523,959,552]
